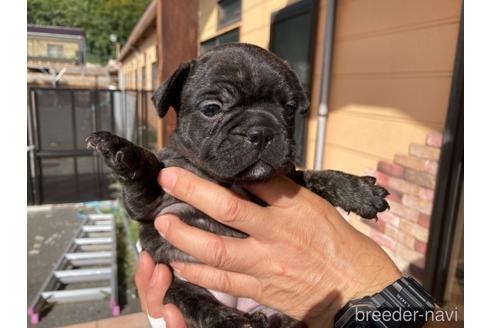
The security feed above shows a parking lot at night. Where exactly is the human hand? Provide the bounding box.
[153,167,401,327]
[134,250,187,328]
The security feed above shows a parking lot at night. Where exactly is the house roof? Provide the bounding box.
[117,0,157,62]
[27,24,85,37]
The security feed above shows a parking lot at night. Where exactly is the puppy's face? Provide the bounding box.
[153,44,309,183]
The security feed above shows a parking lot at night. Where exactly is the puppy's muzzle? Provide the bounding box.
[244,127,274,150]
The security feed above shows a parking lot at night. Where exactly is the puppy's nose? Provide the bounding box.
[246,128,273,148]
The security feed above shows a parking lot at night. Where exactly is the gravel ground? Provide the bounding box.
[27,203,141,328]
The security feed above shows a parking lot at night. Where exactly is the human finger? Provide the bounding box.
[146,264,173,318]
[162,303,187,328]
[158,167,274,236]
[171,261,261,300]
[155,214,258,273]
[134,251,155,312]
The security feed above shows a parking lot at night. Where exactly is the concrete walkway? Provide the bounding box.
[27,203,141,327]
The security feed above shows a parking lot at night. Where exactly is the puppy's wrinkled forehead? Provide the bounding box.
[187,45,304,102]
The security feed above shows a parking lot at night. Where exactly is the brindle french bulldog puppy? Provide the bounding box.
[86,43,389,328]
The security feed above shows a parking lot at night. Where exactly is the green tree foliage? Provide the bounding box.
[28,0,150,64]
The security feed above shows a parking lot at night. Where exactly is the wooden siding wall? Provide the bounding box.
[119,29,157,90]
[305,0,462,174]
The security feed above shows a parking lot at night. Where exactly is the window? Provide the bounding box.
[47,44,64,59]
[200,28,239,53]
[270,0,316,166]
[218,0,241,27]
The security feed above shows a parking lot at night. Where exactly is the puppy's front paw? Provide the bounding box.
[86,131,140,180]
[350,176,389,219]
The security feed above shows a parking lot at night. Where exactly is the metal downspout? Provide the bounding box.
[314,0,336,170]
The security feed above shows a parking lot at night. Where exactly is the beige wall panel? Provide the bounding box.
[243,0,268,10]
[332,23,459,76]
[240,29,270,48]
[241,0,302,48]
[322,145,379,176]
[336,0,462,39]
[323,113,431,169]
[199,0,219,41]
[241,1,269,33]
[329,77,452,126]
[306,0,461,171]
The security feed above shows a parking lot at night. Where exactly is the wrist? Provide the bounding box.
[345,268,403,304]
[304,257,402,327]
[335,276,436,328]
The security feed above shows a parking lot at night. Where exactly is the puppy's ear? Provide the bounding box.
[299,94,310,114]
[152,60,195,118]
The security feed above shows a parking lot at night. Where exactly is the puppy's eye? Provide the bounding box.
[201,104,221,117]
[285,102,297,116]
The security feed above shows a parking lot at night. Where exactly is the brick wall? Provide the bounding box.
[344,131,443,282]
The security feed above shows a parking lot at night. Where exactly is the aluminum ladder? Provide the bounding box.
[28,210,120,325]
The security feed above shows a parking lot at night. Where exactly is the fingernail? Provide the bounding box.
[150,265,160,287]
[155,216,171,237]
[170,261,184,273]
[160,169,177,193]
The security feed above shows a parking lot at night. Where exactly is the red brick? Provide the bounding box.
[387,176,421,195]
[414,239,427,254]
[409,144,441,161]
[425,161,439,176]
[426,131,443,148]
[400,218,429,241]
[385,187,402,203]
[377,161,405,178]
[395,243,423,263]
[402,194,433,215]
[417,188,434,201]
[370,229,396,251]
[387,200,420,221]
[371,170,389,187]
[385,175,434,201]
[362,218,386,233]
[394,154,439,176]
[378,211,400,227]
[417,214,431,228]
[404,168,436,189]
[385,225,415,249]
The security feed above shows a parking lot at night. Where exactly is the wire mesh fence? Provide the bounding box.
[27,87,157,205]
